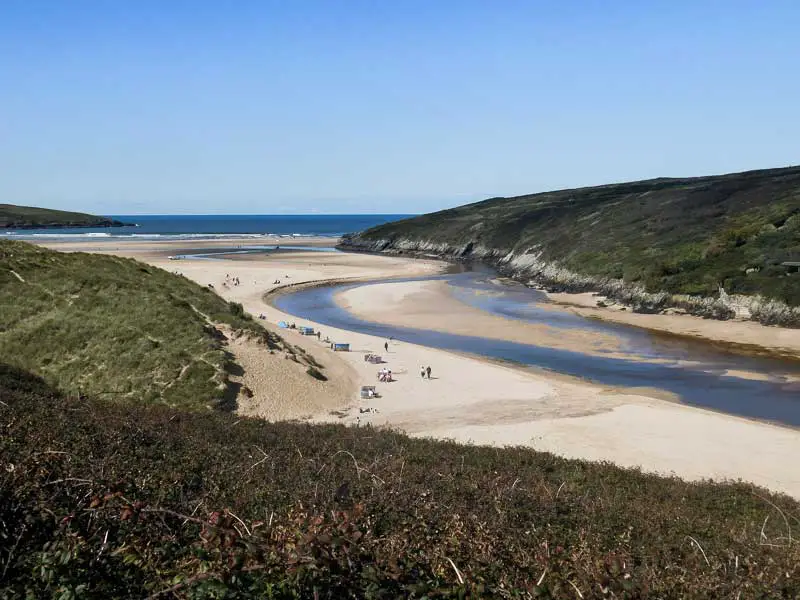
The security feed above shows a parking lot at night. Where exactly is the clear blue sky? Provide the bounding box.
[1,1,798,215]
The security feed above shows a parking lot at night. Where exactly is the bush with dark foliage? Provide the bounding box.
[1,364,798,598]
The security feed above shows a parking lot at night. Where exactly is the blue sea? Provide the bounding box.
[1,214,412,241]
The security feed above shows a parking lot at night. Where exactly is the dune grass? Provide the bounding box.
[1,364,798,598]
[0,240,282,408]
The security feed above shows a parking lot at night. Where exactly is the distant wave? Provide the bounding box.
[2,214,407,241]
[6,232,114,238]
[2,232,341,241]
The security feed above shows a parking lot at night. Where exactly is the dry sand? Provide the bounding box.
[225,328,358,422]
[39,238,800,499]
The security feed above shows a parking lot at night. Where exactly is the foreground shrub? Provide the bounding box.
[750,298,800,327]
[229,300,250,319]
[1,365,798,598]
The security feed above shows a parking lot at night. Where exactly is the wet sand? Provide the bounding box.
[335,280,627,357]
[37,235,338,257]
[34,238,800,499]
[545,290,800,358]
[334,279,800,382]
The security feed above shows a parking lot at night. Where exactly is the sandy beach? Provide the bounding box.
[39,239,800,499]
[36,235,338,256]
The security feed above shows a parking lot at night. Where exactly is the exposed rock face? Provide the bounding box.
[339,233,798,327]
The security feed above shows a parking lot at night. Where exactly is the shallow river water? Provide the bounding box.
[274,269,800,428]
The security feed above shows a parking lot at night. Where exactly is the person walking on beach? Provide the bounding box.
[420,366,425,379]
[384,341,388,352]
[426,366,432,379]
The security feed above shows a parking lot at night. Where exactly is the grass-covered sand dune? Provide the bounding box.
[342,166,800,323]
[1,365,798,598]
[0,203,129,229]
[0,240,318,408]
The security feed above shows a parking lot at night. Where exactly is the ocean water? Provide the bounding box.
[1,214,412,240]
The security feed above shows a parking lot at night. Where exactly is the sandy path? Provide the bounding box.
[39,239,800,499]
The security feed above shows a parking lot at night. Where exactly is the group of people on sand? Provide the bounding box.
[377,367,393,382]
[225,273,240,287]
[420,365,432,379]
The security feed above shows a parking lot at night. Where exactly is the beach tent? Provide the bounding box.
[333,343,350,352]
[299,326,315,335]
[278,321,289,328]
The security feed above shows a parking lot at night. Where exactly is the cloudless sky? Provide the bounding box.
[1,1,799,214]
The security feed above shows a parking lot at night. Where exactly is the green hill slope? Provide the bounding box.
[2,364,798,597]
[343,166,800,319]
[0,203,129,229]
[0,240,298,408]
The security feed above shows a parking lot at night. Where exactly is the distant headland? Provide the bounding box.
[0,203,134,229]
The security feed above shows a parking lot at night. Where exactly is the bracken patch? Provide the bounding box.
[1,364,798,598]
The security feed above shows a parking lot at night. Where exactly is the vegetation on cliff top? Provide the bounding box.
[0,203,130,229]
[0,240,301,408]
[2,364,798,598]
[346,166,800,306]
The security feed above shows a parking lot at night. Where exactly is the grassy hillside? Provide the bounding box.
[2,364,798,598]
[343,166,800,310]
[0,240,306,408]
[0,203,128,229]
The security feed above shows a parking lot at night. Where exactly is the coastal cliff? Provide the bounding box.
[341,166,800,326]
[0,203,131,229]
